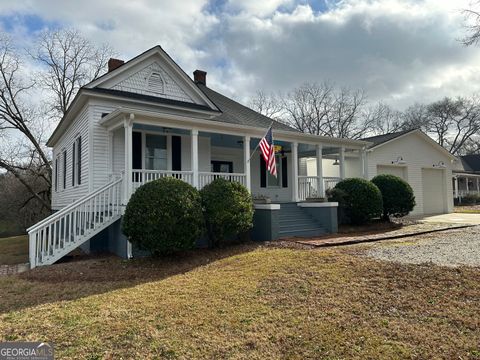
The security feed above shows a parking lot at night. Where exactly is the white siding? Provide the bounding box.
[91,103,117,190]
[51,105,90,210]
[210,146,244,173]
[109,61,194,103]
[367,132,453,215]
[306,157,361,178]
[112,127,125,174]
[251,152,292,202]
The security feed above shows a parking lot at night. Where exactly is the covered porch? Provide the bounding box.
[100,109,368,204]
[453,173,480,200]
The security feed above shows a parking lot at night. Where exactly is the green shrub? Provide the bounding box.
[334,178,383,224]
[372,174,416,220]
[200,178,254,247]
[122,177,204,255]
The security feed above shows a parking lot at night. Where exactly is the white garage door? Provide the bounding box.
[377,165,406,180]
[422,168,446,214]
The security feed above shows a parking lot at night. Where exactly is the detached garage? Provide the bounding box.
[363,129,456,215]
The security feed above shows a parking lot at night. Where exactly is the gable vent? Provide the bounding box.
[147,72,164,94]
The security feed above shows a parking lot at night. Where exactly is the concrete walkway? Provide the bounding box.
[408,213,480,225]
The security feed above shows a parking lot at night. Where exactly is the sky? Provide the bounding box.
[0,0,479,109]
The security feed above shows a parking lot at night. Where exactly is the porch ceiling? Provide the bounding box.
[101,107,371,149]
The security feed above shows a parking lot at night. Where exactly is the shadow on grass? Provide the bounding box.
[0,242,261,314]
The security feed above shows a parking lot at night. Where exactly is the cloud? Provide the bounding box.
[0,0,479,110]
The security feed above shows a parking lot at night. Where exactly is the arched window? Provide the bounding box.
[147,72,164,94]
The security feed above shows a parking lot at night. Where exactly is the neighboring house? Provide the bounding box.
[306,129,456,215]
[452,154,480,201]
[28,46,369,268]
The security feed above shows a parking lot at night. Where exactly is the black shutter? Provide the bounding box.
[172,136,182,171]
[63,150,67,189]
[72,142,75,186]
[132,132,142,170]
[55,158,58,192]
[282,156,288,188]
[77,137,82,185]
[260,156,266,188]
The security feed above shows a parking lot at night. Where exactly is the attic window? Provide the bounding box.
[147,72,164,94]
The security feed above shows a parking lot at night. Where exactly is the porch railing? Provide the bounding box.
[298,176,342,201]
[130,170,247,192]
[324,176,341,192]
[298,176,319,200]
[199,172,247,188]
[131,170,194,191]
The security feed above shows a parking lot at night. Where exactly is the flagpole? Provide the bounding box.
[248,121,275,163]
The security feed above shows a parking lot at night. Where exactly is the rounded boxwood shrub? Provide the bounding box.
[372,174,416,220]
[334,178,383,224]
[200,178,254,247]
[122,177,204,255]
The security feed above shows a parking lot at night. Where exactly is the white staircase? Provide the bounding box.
[28,176,124,268]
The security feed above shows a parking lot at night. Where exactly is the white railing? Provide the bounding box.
[298,176,319,201]
[28,176,124,268]
[455,189,480,198]
[199,172,247,188]
[131,170,194,191]
[324,176,341,192]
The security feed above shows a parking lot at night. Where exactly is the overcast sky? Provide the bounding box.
[0,0,479,109]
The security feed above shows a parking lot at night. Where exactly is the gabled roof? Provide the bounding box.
[361,129,415,148]
[362,128,457,160]
[85,45,219,111]
[197,84,297,132]
[459,154,480,172]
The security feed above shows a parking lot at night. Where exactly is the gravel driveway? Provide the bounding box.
[365,226,480,267]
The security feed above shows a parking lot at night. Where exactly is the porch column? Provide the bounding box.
[454,177,459,199]
[124,114,134,260]
[292,142,299,202]
[316,144,324,197]
[124,114,133,203]
[339,146,346,179]
[466,177,470,193]
[191,129,199,188]
[244,135,251,191]
[361,147,368,179]
[477,178,479,194]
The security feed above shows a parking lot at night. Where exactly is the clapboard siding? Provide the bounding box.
[91,103,118,190]
[367,132,453,215]
[51,105,90,210]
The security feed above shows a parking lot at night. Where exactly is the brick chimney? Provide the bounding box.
[108,58,125,72]
[193,70,207,85]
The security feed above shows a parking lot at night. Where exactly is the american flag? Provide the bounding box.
[259,126,277,177]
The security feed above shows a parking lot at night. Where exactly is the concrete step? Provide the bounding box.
[278,228,326,238]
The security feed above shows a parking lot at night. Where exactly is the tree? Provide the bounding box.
[248,90,284,120]
[279,82,372,139]
[461,1,480,46]
[0,29,114,217]
[403,97,480,155]
[31,29,113,118]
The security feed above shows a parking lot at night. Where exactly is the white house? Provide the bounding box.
[306,129,456,215]
[452,154,480,201]
[28,46,369,268]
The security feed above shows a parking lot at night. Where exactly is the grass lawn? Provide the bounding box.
[0,235,28,265]
[0,244,479,359]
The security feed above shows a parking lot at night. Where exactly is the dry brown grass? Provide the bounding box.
[0,235,28,265]
[0,243,479,359]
